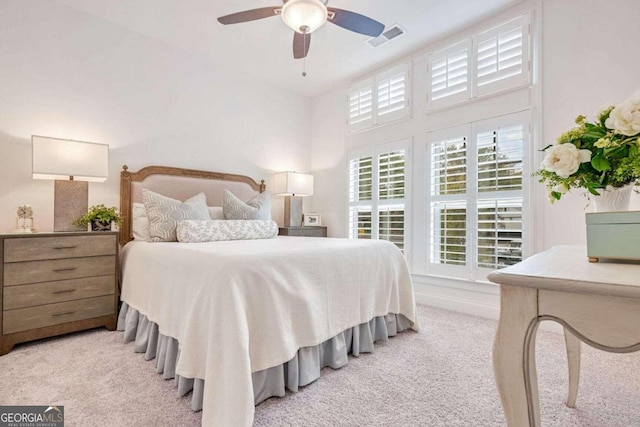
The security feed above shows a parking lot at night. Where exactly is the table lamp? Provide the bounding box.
[273,171,313,227]
[32,135,109,232]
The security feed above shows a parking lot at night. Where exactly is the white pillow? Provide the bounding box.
[177,220,278,243]
[132,203,223,241]
[223,190,271,220]
[142,189,211,242]
[132,203,151,241]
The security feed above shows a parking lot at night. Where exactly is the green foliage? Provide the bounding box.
[535,111,640,202]
[74,204,121,226]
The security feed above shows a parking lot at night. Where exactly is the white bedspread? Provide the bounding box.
[120,236,418,426]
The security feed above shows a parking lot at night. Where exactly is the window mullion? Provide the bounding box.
[467,122,479,281]
[372,151,380,240]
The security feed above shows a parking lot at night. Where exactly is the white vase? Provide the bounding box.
[593,183,634,212]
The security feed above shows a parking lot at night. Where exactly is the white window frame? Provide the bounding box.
[348,77,375,131]
[425,111,531,281]
[427,40,471,109]
[348,139,412,257]
[475,14,531,97]
[347,63,411,132]
[426,13,531,111]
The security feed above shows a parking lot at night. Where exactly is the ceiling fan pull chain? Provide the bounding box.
[302,31,308,77]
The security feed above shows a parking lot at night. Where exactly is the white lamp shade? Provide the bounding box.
[32,135,109,182]
[273,172,314,196]
[281,0,328,34]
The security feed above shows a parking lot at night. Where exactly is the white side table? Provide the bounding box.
[488,245,640,426]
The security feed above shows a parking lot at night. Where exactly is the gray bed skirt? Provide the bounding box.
[117,303,412,411]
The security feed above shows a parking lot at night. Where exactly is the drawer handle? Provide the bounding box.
[52,268,77,272]
[52,311,76,317]
[52,289,76,295]
[53,245,79,250]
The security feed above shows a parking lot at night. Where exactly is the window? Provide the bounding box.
[426,112,529,280]
[349,142,409,251]
[427,14,530,109]
[476,15,530,95]
[348,78,374,131]
[427,41,470,108]
[348,63,410,131]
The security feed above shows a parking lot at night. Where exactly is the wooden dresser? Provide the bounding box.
[0,232,118,355]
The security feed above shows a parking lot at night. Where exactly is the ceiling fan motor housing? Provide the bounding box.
[281,0,328,34]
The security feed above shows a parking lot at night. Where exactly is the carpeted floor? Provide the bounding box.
[1,305,639,426]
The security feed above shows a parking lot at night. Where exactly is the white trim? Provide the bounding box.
[412,276,564,334]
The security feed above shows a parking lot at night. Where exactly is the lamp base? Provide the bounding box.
[284,196,303,227]
[54,180,88,232]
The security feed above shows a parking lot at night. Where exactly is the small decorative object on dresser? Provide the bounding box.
[15,205,34,233]
[279,226,327,237]
[74,204,121,232]
[303,213,321,226]
[0,231,118,355]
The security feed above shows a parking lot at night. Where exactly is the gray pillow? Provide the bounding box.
[142,189,211,242]
[223,190,271,220]
[177,220,278,243]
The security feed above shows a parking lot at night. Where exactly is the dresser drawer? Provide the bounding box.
[4,276,115,311]
[4,234,116,263]
[3,295,115,335]
[4,255,116,287]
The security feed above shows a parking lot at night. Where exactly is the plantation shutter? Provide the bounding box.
[427,128,469,272]
[475,114,527,272]
[428,41,470,108]
[348,79,374,130]
[378,149,406,250]
[475,15,530,95]
[476,199,522,269]
[430,136,467,196]
[377,64,409,124]
[348,143,409,253]
[348,156,373,240]
[477,124,524,192]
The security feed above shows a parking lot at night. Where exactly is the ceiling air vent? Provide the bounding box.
[366,24,405,48]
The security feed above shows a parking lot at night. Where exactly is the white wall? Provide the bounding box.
[310,0,640,319]
[0,1,311,233]
[540,0,640,248]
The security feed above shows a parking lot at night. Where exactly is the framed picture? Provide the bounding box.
[303,213,321,226]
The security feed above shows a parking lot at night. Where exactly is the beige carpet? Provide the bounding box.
[1,305,639,426]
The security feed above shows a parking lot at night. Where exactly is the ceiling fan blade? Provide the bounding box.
[217,7,280,25]
[293,32,311,59]
[327,8,384,37]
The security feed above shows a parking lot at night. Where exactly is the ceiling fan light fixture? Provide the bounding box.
[281,0,328,34]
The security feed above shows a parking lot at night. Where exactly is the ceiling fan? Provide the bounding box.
[217,0,385,62]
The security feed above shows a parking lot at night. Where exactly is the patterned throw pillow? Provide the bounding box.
[177,220,278,243]
[222,190,271,220]
[142,189,211,242]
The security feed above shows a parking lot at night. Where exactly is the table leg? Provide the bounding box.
[493,285,541,427]
[563,327,581,408]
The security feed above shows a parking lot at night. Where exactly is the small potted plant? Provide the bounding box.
[75,204,121,231]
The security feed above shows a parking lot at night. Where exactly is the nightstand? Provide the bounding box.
[0,232,118,355]
[278,226,327,237]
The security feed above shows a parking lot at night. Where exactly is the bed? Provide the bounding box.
[117,165,419,426]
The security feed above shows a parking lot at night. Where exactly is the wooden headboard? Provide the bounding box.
[119,165,266,245]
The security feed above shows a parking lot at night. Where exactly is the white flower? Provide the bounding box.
[547,192,557,204]
[605,98,640,136]
[541,143,592,178]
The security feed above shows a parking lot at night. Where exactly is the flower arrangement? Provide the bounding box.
[74,204,121,228]
[536,95,640,203]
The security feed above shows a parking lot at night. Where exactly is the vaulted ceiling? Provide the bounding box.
[55,0,523,97]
